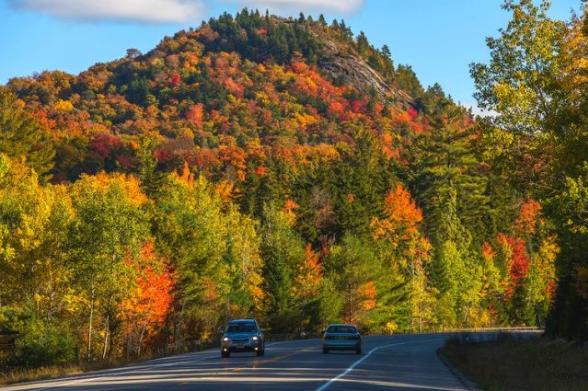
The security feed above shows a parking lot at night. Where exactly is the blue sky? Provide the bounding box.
[0,0,581,109]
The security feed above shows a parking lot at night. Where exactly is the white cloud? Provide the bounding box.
[9,0,364,23]
[11,0,206,23]
[228,0,363,14]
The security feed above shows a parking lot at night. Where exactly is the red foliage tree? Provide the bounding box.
[407,106,418,121]
[510,237,530,288]
[92,133,122,159]
[169,71,181,87]
[327,101,345,119]
[497,234,530,298]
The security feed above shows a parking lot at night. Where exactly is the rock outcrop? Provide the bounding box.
[317,39,413,107]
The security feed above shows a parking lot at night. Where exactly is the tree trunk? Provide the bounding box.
[87,285,95,361]
[102,313,110,360]
[126,332,131,361]
[137,325,146,357]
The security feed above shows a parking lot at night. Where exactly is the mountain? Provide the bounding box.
[6,11,422,184]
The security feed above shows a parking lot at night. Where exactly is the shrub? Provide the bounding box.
[12,319,77,368]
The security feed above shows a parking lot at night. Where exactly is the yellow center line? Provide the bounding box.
[249,344,318,369]
[171,343,318,384]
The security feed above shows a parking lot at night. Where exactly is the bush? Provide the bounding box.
[12,319,77,368]
[441,335,588,391]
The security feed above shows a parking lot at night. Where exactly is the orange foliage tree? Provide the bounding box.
[121,241,174,357]
[293,244,323,299]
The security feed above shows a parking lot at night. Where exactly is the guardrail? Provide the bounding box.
[444,327,543,344]
[394,326,542,336]
[268,326,542,340]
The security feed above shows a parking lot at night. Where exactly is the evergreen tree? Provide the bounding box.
[381,44,391,59]
[327,126,395,238]
[407,106,490,245]
[429,189,482,327]
[259,203,305,333]
[395,65,424,96]
[136,138,165,198]
[356,31,370,56]
[380,44,395,79]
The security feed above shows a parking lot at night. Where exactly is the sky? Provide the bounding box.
[0,0,582,109]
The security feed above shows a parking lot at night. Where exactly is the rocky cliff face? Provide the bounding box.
[317,39,413,108]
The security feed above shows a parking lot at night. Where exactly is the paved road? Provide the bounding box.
[5,334,472,391]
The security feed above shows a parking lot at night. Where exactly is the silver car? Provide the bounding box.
[220,319,265,358]
[322,324,362,354]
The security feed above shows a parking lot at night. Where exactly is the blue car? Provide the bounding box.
[322,324,362,354]
[220,319,265,358]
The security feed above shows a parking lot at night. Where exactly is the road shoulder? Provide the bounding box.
[437,348,482,391]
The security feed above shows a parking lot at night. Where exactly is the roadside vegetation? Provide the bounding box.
[1,365,83,385]
[0,355,162,385]
[441,335,588,391]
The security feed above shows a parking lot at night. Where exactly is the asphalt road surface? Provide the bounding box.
[5,334,473,391]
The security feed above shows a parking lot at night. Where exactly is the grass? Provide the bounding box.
[0,341,219,385]
[440,334,588,391]
[0,365,84,385]
[0,357,147,385]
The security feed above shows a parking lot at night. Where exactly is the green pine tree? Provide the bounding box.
[407,106,490,246]
[259,203,305,333]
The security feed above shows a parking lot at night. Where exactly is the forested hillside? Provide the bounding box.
[0,3,583,370]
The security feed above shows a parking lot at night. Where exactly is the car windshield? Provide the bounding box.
[226,322,257,333]
[326,325,357,334]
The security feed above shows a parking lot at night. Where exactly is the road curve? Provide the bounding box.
[4,334,472,391]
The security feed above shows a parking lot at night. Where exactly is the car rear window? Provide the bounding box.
[227,322,257,333]
[326,325,357,334]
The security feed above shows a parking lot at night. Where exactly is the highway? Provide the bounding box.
[5,334,473,391]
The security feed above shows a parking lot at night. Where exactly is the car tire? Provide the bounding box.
[221,351,230,358]
[323,347,329,354]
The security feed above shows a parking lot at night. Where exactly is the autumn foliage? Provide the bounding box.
[122,242,174,356]
[0,8,570,372]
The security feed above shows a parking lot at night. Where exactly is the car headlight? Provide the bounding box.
[252,336,259,341]
[223,337,230,342]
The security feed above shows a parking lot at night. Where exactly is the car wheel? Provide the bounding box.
[221,351,230,358]
[323,347,329,354]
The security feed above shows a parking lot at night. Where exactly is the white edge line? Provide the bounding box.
[32,340,314,390]
[315,338,441,391]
